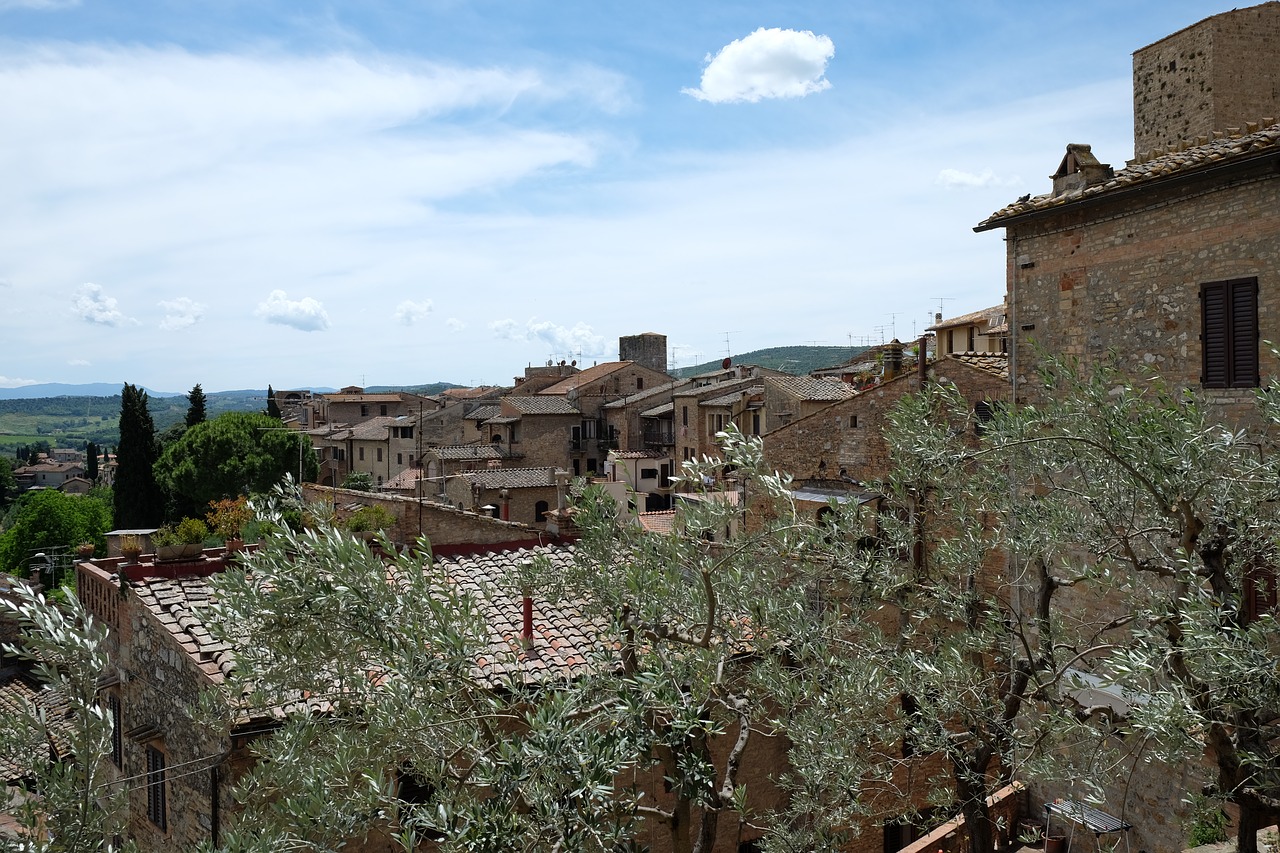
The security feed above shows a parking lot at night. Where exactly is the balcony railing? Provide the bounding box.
[643,427,675,447]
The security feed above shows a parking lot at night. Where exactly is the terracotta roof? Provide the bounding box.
[348,416,411,441]
[766,376,856,401]
[441,386,505,400]
[602,380,689,409]
[945,352,1010,380]
[467,405,501,422]
[640,402,674,418]
[133,577,235,684]
[700,386,763,408]
[503,396,581,416]
[383,468,428,490]
[636,511,676,534]
[324,394,407,403]
[610,450,666,460]
[483,416,520,425]
[0,674,74,778]
[926,304,1005,333]
[976,123,1280,230]
[456,467,560,490]
[538,362,632,396]
[431,444,505,461]
[435,544,603,684]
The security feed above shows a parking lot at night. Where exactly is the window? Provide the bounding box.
[682,406,688,427]
[535,500,549,522]
[397,453,403,465]
[377,448,383,462]
[636,377,644,390]
[1201,277,1259,388]
[380,404,388,416]
[359,447,365,461]
[967,327,976,351]
[108,694,122,768]
[640,467,659,480]
[146,745,167,830]
[851,415,858,428]
[360,405,369,417]
[751,413,761,435]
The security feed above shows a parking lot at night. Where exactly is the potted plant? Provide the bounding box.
[76,542,96,560]
[206,496,251,552]
[119,534,143,564]
[344,504,396,541]
[153,518,209,561]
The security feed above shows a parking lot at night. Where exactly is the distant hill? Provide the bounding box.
[0,382,183,400]
[672,346,864,379]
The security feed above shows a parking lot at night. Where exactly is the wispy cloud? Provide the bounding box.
[0,375,40,388]
[445,318,465,332]
[684,28,834,104]
[67,359,90,366]
[158,296,206,330]
[935,168,1022,190]
[255,290,330,332]
[72,283,131,326]
[489,318,607,360]
[394,299,432,325]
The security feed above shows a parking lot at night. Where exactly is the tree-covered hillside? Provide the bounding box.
[672,345,864,378]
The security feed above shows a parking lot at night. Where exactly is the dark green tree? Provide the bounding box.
[154,412,317,510]
[0,490,113,574]
[0,456,16,510]
[85,442,99,482]
[265,385,282,420]
[113,383,164,529]
[186,383,208,427]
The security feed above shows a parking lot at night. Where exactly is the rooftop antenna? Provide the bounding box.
[887,313,900,339]
[721,331,741,359]
[931,297,955,319]
[872,325,890,344]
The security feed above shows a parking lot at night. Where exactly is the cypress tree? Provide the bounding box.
[86,441,99,482]
[265,384,282,420]
[185,383,208,428]
[113,383,165,528]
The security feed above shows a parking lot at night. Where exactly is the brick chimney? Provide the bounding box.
[883,339,905,380]
[1051,144,1113,197]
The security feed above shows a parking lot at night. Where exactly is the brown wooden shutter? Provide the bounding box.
[1201,277,1258,388]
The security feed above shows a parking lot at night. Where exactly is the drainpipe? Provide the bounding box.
[918,334,930,384]
[500,489,510,522]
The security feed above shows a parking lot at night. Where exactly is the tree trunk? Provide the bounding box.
[955,772,994,853]
[1237,798,1262,853]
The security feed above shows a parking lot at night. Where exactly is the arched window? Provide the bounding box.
[535,500,549,523]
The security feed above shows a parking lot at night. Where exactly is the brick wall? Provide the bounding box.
[1006,165,1280,426]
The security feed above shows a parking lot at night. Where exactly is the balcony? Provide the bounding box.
[643,427,675,447]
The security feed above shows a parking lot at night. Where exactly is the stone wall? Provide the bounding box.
[1133,3,1280,157]
[1006,163,1280,427]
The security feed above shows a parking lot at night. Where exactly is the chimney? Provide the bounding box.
[1051,144,1113,197]
[500,488,510,521]
[521,588,534,649]
[934,312,942,325]
[883,339,904,380]
[918,335,929,382]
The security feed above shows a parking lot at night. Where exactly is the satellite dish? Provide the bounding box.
[721,357,732,370]
[571,360,577,367]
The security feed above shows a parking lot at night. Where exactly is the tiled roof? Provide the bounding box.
[602,380,689,409]
[0,675,73,778]
[700,386,763,408]
[945,352,1010,380]
[640,402,674,418]
[348,416,410,441]
[133,577,235,684]
[467,405,501,422]
[611,450,666,459]
[766,376,856,401]
[636,511,676,534]
[976,123,1280,230]
[441,386,505,400]
[383,468,428,490]
[432,444,505,461]
[324,394,406,403]
[503,396,581,416]
[538,362,632,396]
[926,304,1005,333]
[457,467,560,490]
[483,416,520,425]
[435,544,603,684]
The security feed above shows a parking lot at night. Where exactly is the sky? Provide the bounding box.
[0,0,1248,393]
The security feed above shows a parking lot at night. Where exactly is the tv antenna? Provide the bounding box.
[931,297,955,318]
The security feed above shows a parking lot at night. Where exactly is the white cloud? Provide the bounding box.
[935,168,1022,190]
[73,283,131,326]
[0,375,40,388]
[255,289,330,332]
[158,296,206,331]
[446,318,465,332]
[488,318,606,359]
[684,28,834,104]
[394,299,433,325]
[68,359,89,366]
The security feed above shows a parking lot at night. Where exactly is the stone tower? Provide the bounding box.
[1133,2,1280,158]
[619,333,668,375]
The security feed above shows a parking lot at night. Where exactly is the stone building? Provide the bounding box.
[442,466,564,525]
[976,3,1280,427]
[925,304,1008,357]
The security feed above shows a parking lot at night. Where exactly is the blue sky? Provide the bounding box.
[0,0,1246,392]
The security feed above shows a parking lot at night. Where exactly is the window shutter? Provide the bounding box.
[1229,277,1259,388]
[1201,282,1229,387]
